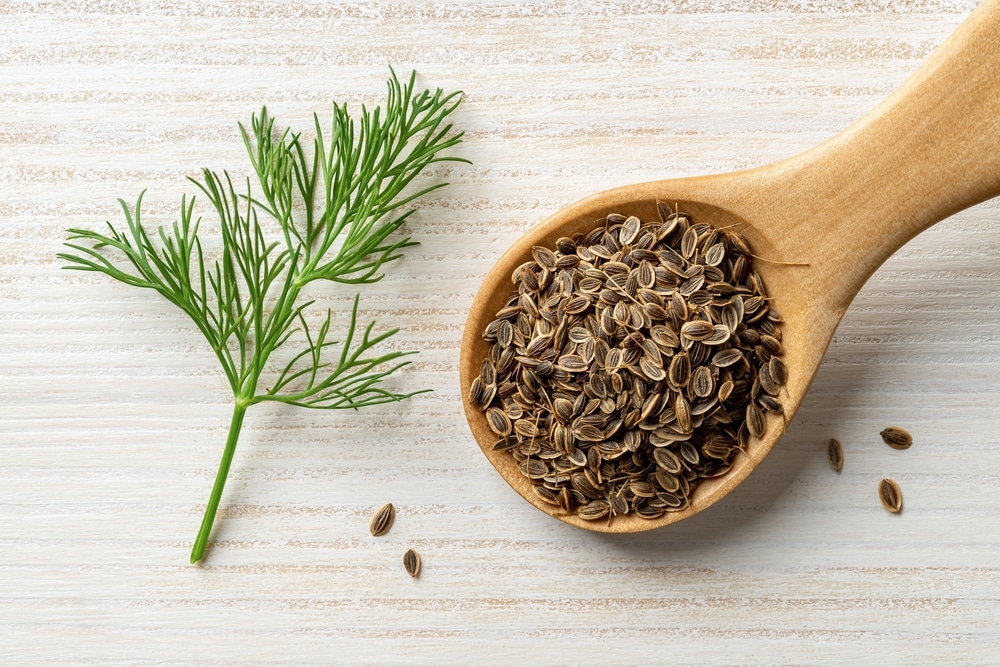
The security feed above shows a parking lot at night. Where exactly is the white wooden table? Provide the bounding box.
[3,1,999,664]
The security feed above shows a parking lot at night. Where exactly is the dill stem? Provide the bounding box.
[190,403,247,564]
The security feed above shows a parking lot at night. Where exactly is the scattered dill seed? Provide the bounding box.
[826,438,844,473]
[880,426,913,450]
[878,478,903,513]
[369,503,396,537]
[403,548,421,577]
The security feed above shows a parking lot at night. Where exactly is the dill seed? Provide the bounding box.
[403,548,421,577]
[473,210,786,521]
[369,503,395,537]
[668,352,691,387]
[681,320,715,341]
[880,426,912,450]
[578,499,611,520]
[636,504,666,519]
[690,365,715,398]
[486,407,512,436]
[826,438,843,473]
[878,478,903,513]
[745,402,766,439]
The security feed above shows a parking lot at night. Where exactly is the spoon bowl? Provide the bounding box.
[460,0,1000,532]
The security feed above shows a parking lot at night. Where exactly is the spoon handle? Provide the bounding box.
[759,0,1000,308]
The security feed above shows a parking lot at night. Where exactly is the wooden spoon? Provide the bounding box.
[460,0,1000,532]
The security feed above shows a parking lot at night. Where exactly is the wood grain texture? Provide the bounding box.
[2,0,999,665]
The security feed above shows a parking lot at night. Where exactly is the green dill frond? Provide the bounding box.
[58,69,467,563]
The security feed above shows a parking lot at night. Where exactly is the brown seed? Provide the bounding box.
[469,376,485,406]
[768,356,788,386]
[643,302,669,321]
[653,447,683,474]
[680,226,698,258]
[746,402,766,439]
[679,441,700,466]
[486,407,512,436]
[671,291,688,320]
[623,429,643,451]
[577,499,611,520]
[496,320,514,348]
[619,215,641,245]
[639,391,661,421]
[608,492,629,516]
[571,472,603,500]
[533,484,560,506]
[690,365,715,398]
[717,379,735,402]
[479,382,497,407]
[403,548,421,577]
[727,231,752,256]
[497,346,516,374]
[758,364,782,396]
[525,334,550,357]
[826,438,843,473]
[558,487,573,512]
[519,267,540,292]
[630,480,657,498]
[760,334,782,355]
[878,478,903,513]
[674,395,692,433]
[531,246,557,270]
[605,348,625,371]
[704,242,726,266]
[681,320,715,341]
[880,426,912,450]
[668,351,691,387]
[553,398,575,422]
[636,504,665,520]
[702,436,735,460]
[552,423,573,453]
[639,357,667,382]
[636,261,655,289]
[567,448,588,468]
[575,424,605,442]
[492,436,515,451]
[702,325,732,346]
[655,468,681,493]
[514,419,541,439]
[757,394,783,414]
[369,503,395,537]
[518,459,549,479]
[679,274,705,296]
[558,354,589,373]
[563,295,591,315]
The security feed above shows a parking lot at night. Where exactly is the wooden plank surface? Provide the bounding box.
[3,0,999,664]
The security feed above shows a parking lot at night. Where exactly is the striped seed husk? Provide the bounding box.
[878,478,903,513]
[826,438,843,473]
[403,548,421,577]
[880,426,912,450]
[369,503,395,537]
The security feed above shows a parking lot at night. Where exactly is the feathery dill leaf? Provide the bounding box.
[59,70,467,563]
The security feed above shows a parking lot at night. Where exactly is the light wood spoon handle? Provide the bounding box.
[750,0,1000,314]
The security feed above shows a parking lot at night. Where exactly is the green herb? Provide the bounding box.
[59,70,467,563]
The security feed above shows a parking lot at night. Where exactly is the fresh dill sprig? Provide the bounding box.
[59,70,467,563]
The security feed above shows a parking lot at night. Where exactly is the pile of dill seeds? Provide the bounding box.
[469,207,786,521]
